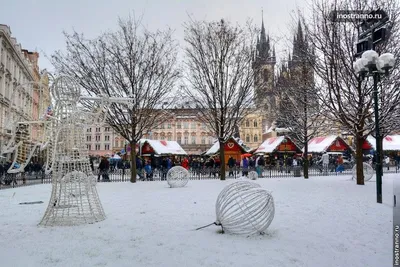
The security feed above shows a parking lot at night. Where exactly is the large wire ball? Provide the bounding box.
[51,76,81,102]
[352,163,374,181]
[248,171,258,180]
[167,166,189,188]
[215,181,275,235]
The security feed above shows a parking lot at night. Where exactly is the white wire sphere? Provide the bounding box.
[352,163,374,181]
[215,181,275,235]
[51,76,81,102]
[167,166,189,188]
[248,171,258,180]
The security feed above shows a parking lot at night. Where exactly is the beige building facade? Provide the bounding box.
[239,111,264,149]
[0,25,50,153]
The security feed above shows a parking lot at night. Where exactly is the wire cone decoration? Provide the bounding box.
[214,181,275,235]
[167,166,189,188]
[352,163,374,182]
[38,76,105,227]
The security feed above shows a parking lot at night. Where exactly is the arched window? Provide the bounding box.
[246,135,250,143]
[245,120,250,127]
[253,120,258,127]
[254,134,258,143]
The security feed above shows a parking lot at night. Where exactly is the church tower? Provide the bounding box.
[253,12,276,129]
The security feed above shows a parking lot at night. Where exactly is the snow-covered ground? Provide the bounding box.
[0,174,395,267]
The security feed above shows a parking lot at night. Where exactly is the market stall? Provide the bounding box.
[205,137,249,164]
[254,136,301,154]
[140,139,187,156]
[306,135,352,153]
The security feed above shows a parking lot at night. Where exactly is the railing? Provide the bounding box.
[1,163,399,190]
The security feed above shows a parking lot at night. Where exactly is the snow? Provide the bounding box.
[0,174,395,267]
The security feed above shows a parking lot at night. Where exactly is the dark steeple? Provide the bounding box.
[255,10,272,62]
[260,12,267,44]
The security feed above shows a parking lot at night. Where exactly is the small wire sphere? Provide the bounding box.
[352,163,374,181]
[248,171,258,180]
[167,166,189,188]
[215,181,275,235]
[51,76,81,102]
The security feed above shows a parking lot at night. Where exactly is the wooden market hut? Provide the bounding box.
[254,136,302,155]
[362,135,400,152]
[306,135,352,153]
[139,139,187,157]
[205,137,249,164]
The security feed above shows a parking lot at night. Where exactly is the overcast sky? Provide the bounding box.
[1,0,307,72]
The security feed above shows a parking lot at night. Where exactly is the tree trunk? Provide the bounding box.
[303,141,309,179]
[130,140,137,183]
[219,139,226,180]
[355,135,365,185]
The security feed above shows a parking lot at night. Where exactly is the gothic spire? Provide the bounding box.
[260,10,267,44]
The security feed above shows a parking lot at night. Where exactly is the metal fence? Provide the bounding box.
[1,164,399,190]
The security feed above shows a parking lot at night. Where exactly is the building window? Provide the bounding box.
[201,136,206,144]
[184,136,189,144]
[104,144,110,150]
[95,135,100,141]
[96,127,101,132]
[201,123,206,130]
[209,137,213,144]
[246,135,250,143]
[191,122,196,129]
[183,122,189,129]
[105,127,110,132]
[254,120,258,127]
[87,128,92,132]
[177,136,182,144]
[191,136,196,144]
[104,135,110,141]
[114,140,119,147]
[95,144,100,150]
[167,123,172,129]
[86,136,91,142]
[254,135,258,143]
[245,120,250,127]
[263,69,268,82]
[167,135,172,141]
[86,144,91,150]
[177,122,182,129]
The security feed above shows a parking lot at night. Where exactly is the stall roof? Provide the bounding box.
[140,139,187,155]
[367,135,400,151]
[366,135,376,150]
[306,135,351,153]
[205,137,249,156]
[254,136,286,153]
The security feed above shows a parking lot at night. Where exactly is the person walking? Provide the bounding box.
[241,157,249,177]
[98,156,110,181]
[227,156,235,177]
[385,156,391,170]
[321,152,329,175]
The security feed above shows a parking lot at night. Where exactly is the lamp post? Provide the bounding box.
[354,50,395,204]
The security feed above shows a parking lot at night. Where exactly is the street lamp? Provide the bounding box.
[354,50,395,204]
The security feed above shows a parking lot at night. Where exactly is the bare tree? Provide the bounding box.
[301,0,400,185]
[51,16,180,183]
[274,59,323,178]
[182,18,258,180]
